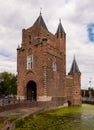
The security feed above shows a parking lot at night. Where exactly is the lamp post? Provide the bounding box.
[89,78,92,88]
[0,76,4,97]
[89,78,92,98]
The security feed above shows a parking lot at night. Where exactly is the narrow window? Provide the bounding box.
[57,34,58,38]
[61,33,63,38]
[29,35,31,40]
[27,55,33,70]
[52,62,57,71]
[29,35,31,44]
[29,41,31,44]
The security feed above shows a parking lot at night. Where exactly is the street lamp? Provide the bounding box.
[89,77,92,88]
[0,76,4,97]
[89,77,93,98]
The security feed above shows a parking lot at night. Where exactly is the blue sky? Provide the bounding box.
[88,23,94,42]
[0,0,94,89]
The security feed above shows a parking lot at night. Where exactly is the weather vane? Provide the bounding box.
[59,19,61,23]
[40,7,42,15]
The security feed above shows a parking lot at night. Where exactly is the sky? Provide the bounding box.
[0,0,94,89]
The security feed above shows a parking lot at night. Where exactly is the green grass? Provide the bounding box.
[0,117,5,129]
[45,106,81,115]
[0,123,3,129]
[6,113,22,121]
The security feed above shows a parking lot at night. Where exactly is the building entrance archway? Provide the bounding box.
[26,80,37,101]
[67,100,71,106]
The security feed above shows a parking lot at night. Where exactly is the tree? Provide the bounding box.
[0,72,17,96]
[88,87,94,97]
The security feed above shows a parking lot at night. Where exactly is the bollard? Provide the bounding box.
[18,97,20,103]
[2,98,4,106]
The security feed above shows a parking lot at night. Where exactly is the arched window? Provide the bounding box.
[27,55,33,70]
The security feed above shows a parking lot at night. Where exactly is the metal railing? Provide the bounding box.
[0,97,27,106]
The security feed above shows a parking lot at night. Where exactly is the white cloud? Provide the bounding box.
[0,0,94,89]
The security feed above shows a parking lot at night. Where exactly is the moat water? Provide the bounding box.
[53,104,94,130]
[15,104,94,130]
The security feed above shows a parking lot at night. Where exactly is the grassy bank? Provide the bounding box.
[0,113,22,129]
[0,123,3,129]
[15,106,82,130]
[0,117,5,129]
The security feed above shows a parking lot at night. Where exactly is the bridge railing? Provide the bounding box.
[82,97,94,104]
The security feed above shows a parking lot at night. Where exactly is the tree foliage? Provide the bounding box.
[88,87,94,97]
[0,72,17,96]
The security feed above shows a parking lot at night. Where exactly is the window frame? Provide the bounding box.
[27,55,33,70]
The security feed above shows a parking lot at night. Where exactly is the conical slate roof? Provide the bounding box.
[56,19,65,34]
[34,12,48,30]
[69,57,80,74]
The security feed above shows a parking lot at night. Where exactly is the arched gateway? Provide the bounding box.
[26,81,37,101]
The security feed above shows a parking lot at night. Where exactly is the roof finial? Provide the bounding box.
[59,19,61,23]
[74,54,75,59]
[56,18,65,34]
[74,53,76,61]
[40,7,42,16]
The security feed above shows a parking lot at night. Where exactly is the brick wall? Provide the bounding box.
[66,72,81,105]
[0,101,67,112]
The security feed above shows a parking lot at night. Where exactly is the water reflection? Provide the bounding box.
[81,104,94,130]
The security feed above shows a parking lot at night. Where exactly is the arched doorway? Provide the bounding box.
[67,100,71,106]
[27,81,37,101]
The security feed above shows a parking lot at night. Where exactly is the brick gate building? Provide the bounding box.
[17,13,81,106]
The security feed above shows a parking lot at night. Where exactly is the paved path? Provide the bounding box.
[0,107,43,130]
[0,107,41,117]
[0,107,42,130]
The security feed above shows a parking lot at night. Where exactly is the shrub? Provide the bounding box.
[15,119,24,128]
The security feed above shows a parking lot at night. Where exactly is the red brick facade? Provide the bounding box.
[17,13,81,106]
[66,73,82,105]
